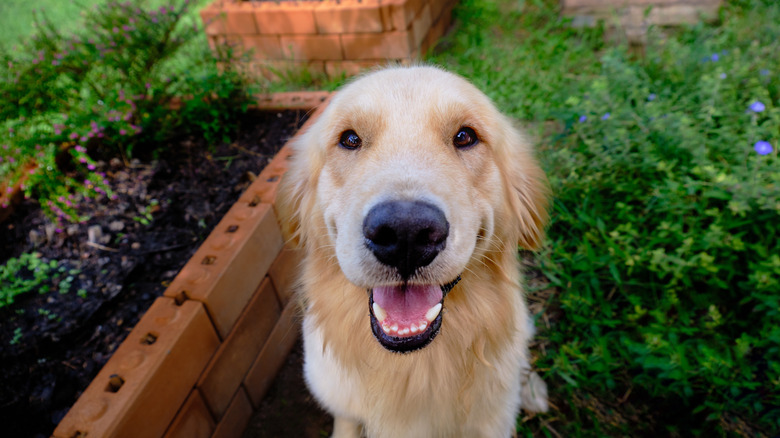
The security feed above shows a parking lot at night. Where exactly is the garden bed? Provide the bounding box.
[0,107,313,438]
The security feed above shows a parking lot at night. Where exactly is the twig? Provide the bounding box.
[86,241,119,252]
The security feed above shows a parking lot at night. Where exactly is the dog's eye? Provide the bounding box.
[339,130,362,150]
[453,127,479,149]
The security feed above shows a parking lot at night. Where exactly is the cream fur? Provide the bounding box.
[276,66,550,438]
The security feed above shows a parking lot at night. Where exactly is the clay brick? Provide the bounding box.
[224,2,258,35]
[564,0,716,7]
[163,390,215,438]
[280,34,344,61]
[388,0,425,31]
[429,0,448,22]
[163,202,284,338]
[268,245,303,305]
[252,91,333,111]
[254,2,318,35]
[325,60,382,78]
[628,3,720,25]
[240,95,330,204]
[198,278,281,419]
[212,388,254,438]
[244,301,301,406]
[209,34,244,52]
[423,1,454,54]
[341,31,415,60]
[411,3,433,48]
[200,6,228,36]
[314,0,386,34]
[53,298,220,438]
[562,0,722,16]
[241,35,283,60]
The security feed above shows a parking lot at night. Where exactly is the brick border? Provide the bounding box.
[53,94,332,438]
[201,0,457,79]
[561,0,722,43]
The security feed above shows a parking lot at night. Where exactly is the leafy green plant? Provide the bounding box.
[0,0,254,227]
[0,252,55,309]
[433,0,778,435]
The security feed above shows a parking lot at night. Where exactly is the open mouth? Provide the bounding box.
[368,276,460,353]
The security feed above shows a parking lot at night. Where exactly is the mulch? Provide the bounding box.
[0,109,312,438]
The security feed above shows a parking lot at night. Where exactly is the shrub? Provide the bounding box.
[0,0,254,226]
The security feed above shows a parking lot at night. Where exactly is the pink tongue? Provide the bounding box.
[373,284,442,327]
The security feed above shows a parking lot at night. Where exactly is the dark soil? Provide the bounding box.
[243,340,334,438]
[0,109,311,438]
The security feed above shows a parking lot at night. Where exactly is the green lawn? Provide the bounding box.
[0,0,105,45]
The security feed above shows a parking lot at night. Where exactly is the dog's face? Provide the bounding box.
[278,66,548,353]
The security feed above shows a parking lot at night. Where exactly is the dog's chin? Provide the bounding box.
[367,277,460,353]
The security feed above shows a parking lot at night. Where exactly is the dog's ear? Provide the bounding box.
[274,129,322,248]
[495,118,550,251]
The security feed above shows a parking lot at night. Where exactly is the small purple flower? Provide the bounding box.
[711,53,720,62]
[87,164,96,170]
[578,115,587,123]
[749,101,766,113]
[719,73,727,79]
[75,145,86,153]
[69,132,79,140]
[754,140,773,155]
[760,69,770,76]
[647,93,657,101]
[601,112,611,120]
[52,60,59,66]
[119,129,127,136]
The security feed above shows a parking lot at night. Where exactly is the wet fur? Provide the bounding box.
[276,66,550,438]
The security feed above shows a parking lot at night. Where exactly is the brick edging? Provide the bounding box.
[52,94,332,438]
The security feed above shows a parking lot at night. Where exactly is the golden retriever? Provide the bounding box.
[276,65,549,438]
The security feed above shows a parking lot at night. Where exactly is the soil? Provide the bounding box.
[0,109,314,438]
[243,340,334,438]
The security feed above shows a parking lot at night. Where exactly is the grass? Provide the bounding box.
[430,0,779,436]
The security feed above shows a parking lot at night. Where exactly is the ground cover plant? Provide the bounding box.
[431,0,779,436]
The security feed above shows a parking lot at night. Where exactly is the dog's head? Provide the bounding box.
[277,66,548,353]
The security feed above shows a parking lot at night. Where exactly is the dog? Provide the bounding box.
[276,65,550,438]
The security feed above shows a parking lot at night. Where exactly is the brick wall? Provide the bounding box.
[201,0,457,78]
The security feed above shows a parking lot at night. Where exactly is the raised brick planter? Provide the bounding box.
[53,93,331,438]
[562,0,722,42]
[200,0,456,78]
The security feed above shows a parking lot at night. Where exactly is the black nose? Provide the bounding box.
[363,200,449,279]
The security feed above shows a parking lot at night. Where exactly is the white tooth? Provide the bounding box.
[382,324,391,334]
[391,325,398,333]
[372,302,387,322]
[425,303,442,323]
[399,328,410,335]
[410,324,419,333]
[419,322,427,331]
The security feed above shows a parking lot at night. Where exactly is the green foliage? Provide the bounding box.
[0,252,83,312]
[0,0,254,226]
[0,252,55,308]
[433,0,778,435]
